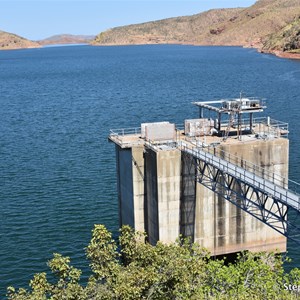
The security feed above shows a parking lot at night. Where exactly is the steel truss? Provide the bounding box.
[180,152,197,241]
[185,152,300,245]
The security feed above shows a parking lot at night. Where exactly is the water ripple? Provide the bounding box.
[0,45,300,296]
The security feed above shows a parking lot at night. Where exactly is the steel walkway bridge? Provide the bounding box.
[178,141,300,245]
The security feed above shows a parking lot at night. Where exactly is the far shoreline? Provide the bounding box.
[259,49,300,60]
[1,43,300,61]
[90,42,300,61]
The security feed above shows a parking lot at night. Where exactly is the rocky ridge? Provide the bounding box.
[260,16,300,59]
[92,0,300,58]
[0,30,39,50]
[38,34,95,46]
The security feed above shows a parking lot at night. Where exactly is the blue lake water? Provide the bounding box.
[0,45,300,296]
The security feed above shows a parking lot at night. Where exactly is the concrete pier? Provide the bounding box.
[109,98,290,254]
[193,138,288,255]
[115,145,145,232]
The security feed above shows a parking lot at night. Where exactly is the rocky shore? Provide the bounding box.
[259,49,300,60]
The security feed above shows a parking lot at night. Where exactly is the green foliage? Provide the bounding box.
[86,224,119,280]
[7,225,300,299]
[47,253,84,299]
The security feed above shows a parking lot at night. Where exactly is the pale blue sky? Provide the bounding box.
[1,0,257,40]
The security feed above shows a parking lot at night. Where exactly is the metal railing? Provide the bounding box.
[182,142,300,195]
[142,137,300,203]
[108,127,143,147]
[109,117,288,139]
[178,141,300,210]
[202,146,289,188]
[109,127,141,136]
[218,117,289,138]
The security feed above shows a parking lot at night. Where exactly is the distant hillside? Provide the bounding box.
[92,8,244,46]
[38,34,95,46]
[0,30,39,50]
[92,0,300,56]
[261,16,300,58]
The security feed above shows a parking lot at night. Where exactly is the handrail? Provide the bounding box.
[109,117,288,138]
[178,141,300,210]
[201,146,288,188]
[109,127,141,136]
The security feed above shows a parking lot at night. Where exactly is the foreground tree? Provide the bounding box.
[7,225,300,299]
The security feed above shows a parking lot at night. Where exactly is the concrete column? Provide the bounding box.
[179,152,196,240]
[194,183,216,250]
[115,145,134,228]
[225,139,287,254]
[194,138,288,255]
[144,148,159,245]
[115,145,145,232]
[156,149,181,243]
[132,146,145,232]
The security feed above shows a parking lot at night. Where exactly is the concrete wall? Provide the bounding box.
[156,149,181,243]
[144,148,159,244]
[194,180,217,251]
[132,146,145,232]
[194,138,288,255]
[115,145,145,231]
[116,145,134,228]
[115,137,288,255]
[145,147,181,244]
[180,153,196,240]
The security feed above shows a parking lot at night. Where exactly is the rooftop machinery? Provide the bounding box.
[193,97,266,140]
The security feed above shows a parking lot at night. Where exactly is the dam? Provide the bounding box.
[109,96,300,255]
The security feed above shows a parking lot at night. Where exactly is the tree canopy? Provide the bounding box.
[7,224,300,299]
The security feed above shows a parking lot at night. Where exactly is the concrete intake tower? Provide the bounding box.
[109,97,291,255]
